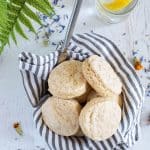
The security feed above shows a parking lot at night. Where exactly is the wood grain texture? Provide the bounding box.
[0,0,149,149]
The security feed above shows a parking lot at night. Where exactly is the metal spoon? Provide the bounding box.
[57,0,83,63]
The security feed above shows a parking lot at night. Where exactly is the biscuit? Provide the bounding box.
[48,60,89,100]
[87,90,123,108]
[79,97,121,141]
[82,55,122,97]
[42,97,82,136]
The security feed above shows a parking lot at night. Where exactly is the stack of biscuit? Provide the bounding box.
[42,55,123,141]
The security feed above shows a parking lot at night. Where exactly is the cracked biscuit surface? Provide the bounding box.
[79,97,121,141]
[82,55,122,97]
[42,97,82,136]
[48,60,89,101]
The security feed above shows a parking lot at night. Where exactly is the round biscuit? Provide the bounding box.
[48,60,89,100]
[79,97,121,141]
[82,55,122,97]
[42,97,81,136]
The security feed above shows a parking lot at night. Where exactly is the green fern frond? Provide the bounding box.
[15,21,28,40]
[7,36,10,46]
[0,37,5,42]
[19,12,36,33]
[10,0,26,6]
[0,0,7,27]
[43,0,54,10]
[11,30,17,44]
[0,0,54,54]
[22,4,42,25]
[26,0,53,16]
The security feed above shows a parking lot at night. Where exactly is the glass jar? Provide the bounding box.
[95,0,139,23]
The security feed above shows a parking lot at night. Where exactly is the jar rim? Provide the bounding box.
[97,0,139,16]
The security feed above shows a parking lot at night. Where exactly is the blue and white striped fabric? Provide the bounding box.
[19,32,144,150]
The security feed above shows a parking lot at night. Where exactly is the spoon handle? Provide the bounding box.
[62,0,83,51]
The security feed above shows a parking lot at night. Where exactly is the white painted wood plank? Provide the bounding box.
[0,0,150,149]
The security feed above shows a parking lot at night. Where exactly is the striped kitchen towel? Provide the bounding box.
[19,32,144,150]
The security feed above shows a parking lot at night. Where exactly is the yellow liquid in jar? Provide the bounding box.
[102,0,133,11]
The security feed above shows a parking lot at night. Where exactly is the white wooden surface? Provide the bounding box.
[0,0,150,149]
